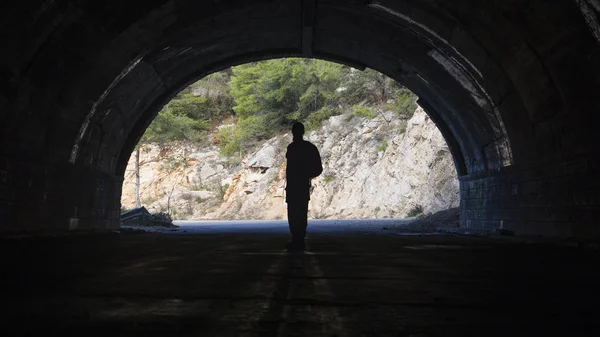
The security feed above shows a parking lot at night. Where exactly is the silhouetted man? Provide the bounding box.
[285,122,322,251]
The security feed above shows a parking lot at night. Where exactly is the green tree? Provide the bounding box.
[395,89,418,118]
[340,68,401,106]
[138,58,419,163]
[141,108,209,147]
[229,58,343,128]
[187,70,234,116]
[224,58,346,157]
[164,94,220,121]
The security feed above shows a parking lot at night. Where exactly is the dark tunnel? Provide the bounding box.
[2,1,600,336]
[2,0,600,237]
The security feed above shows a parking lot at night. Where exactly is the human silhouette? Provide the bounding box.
[285,122,322,251]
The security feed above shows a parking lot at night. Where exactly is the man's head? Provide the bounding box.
[292,122,305,140]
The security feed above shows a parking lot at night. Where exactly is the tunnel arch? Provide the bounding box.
[1,0,599,237]
[110,53,477,180]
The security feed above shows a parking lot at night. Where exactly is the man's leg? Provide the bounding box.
[287,199,309,245]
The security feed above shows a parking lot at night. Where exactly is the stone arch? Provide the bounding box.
[1,0,599,237]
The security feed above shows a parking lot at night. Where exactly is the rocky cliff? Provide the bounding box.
[121,106,460,219]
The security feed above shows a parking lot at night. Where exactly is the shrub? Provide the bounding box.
[218,115,275,158]
[219,183,230,199]
[141,108,209,147]
[376,140,388,152]
[322,173,335,184]
[395,90,418,118]
[305,106,341,130]
[352,105,377,119]
[285,111,302,122]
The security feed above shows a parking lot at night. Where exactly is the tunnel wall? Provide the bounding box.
[1,0,599,239]
[0,157,121,232]
[460,157,600,238]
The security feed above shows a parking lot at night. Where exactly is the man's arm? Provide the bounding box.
[310,143,323,178]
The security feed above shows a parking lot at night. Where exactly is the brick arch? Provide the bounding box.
[1,0,599,237]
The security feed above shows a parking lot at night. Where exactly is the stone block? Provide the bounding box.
[484,185,502,198]
[466,198,484,209]
[482,197,502,208]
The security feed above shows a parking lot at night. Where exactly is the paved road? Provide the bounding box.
[1,220,599,336]
[171,218,417,235]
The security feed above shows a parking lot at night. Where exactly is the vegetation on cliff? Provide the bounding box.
[128,58,419,212]
[139,58,417,158]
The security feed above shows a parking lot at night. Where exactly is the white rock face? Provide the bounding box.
[121,106,460,220]
[120,144,241,219]
[245,137,282,169]
[307,107,459,219]
[203,135,289,220]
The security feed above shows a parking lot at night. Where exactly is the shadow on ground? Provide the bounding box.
[1,224,599,336]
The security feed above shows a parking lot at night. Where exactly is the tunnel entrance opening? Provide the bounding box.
[3,2,600,335]
[3,1,600,239]
[119,58,461,228]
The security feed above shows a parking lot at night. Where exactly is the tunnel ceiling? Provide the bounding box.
[2,1,598,178]
[1,0,600,179]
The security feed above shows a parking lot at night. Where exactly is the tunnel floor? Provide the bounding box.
[1,223,599,336]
